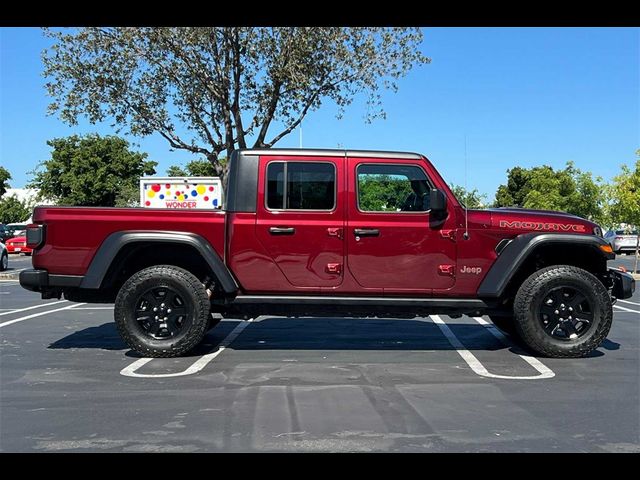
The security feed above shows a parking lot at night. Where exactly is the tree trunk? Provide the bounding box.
[634,229,639,274]
[207,152,229,197]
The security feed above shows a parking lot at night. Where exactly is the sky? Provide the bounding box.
[1,27,638,201]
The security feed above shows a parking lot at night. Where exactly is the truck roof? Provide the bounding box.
[235,148,423,160]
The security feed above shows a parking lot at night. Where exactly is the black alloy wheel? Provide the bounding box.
[538,286,594,340]
[135,286,192,339]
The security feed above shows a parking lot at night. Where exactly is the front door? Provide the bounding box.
[255,156,345,289]
[346,159,457,293]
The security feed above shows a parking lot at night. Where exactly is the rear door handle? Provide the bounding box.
[353,228,380,237]
[269,227,296,235]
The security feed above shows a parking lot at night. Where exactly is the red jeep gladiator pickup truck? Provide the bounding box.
[20,149,635,358]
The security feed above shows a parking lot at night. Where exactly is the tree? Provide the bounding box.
[29,134,157,207]
[114,183,141,208]
[0,195,31,224]
[609,151,640,273]
[166,159,222,177]
[493,162,607,224]
[43,27,429,184]
[0,166,11,198]
[450,184,487,209]
[358,174,413,212]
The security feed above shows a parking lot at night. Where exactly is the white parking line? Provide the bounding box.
[0,300,68,317]
[70,307,114,310]
[0,302,86,328]
[614,304,640,314]
[472,317,555,377]
[430,315,555,380]
[618,299,640,307]
[120,318,254,378]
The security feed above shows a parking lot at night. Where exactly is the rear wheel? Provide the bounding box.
[0,251,7,271]
[513,265,612,358]
[114,265,210,358]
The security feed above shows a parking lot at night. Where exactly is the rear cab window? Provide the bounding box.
[266,161,336,211]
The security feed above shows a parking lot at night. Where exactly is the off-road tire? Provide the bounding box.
[513,265,612,358]
[115,265,210,358]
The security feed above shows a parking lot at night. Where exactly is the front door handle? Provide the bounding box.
[353,228,380,237]
[269,227,296,235]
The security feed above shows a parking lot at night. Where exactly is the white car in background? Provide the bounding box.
[0,241,8,271]
[604,229,639,254]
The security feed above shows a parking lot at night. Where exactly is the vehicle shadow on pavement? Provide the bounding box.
[46,317,620,359]
[48,323,127,351]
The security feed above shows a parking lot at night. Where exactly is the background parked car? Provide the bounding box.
[0,224,12,243]
[5,235,32,255]
[4,223,28,238]
[605,228,640,254]
[0,241,8,270]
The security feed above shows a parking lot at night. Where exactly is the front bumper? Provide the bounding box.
[609,268,635,300]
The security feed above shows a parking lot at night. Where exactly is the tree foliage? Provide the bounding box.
[0,195,31,224]
[358,175,413,212]
[608,151,640,271]
[166,159,223,177]
[43,27,429,183]
[609,152,640,227]
[29,134,157,207]
[450,184,487,209]
[493,162,607,224]
[0,166,11,198]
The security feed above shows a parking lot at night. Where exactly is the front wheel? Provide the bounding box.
[513,265,612,358]
[0,252,8,271]
[114,265,210,358]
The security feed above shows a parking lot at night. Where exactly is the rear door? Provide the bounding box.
[346,158,457,293]
[255,155,345,288]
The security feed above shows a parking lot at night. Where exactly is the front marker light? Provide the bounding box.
[599,244,613,254]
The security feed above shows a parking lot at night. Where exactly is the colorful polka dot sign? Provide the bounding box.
[140,178,223,210]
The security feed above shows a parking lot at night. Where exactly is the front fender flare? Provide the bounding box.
[477,233,613,298]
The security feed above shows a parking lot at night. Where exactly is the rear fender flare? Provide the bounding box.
[80,231,238,294]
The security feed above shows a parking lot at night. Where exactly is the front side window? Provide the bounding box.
[357,164,431,212]
[266,162,336,211]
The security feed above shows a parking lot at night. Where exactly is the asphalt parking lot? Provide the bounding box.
[1,253,32,275]
[1,259,638,452]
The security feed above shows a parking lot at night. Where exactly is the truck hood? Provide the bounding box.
[485,207,597,234]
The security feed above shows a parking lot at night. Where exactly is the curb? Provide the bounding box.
[0,270,23,280]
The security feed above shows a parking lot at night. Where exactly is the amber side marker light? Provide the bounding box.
[599,244,613,254]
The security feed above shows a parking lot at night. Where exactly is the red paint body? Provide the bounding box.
[5,236,33,255]
[30,153,598,296]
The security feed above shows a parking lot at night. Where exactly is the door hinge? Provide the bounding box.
[325,263,342,274]
[440,229,456,242]
[438,264,455,276]
[327,227,343,240]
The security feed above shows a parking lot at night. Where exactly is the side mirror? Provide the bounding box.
[429,188,447,213]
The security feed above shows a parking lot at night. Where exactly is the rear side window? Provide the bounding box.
[266,162,335,210]
[357,164,431,212]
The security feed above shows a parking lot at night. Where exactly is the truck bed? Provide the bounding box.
[32,206,227,276]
